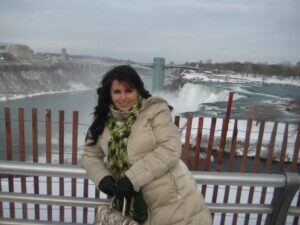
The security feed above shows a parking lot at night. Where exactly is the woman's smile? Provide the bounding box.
[110,80,139,112]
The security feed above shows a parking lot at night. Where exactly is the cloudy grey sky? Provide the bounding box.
[1,0,299,64]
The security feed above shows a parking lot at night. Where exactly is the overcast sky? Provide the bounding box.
[1,0,299,64]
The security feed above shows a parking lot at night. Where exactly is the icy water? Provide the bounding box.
[161,78,300,123]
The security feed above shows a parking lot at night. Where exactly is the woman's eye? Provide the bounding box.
[126,89,133,93]
[113,90,121,94]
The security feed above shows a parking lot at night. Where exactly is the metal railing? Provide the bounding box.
[0,160,299,225]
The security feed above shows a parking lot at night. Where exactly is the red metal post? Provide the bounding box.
[257,122,278,225]
[5,107,15,219]
[220,119,238,225]
[45,109,52,221]
[193,117,203,170]
[32,108,40,220]
[72,111,79,223]
[202,118,216,197]
[174,115,180,128]
[216,92,234,170]
[18,108,28,219]
[59,110,65,222]
[213,92,234,208]
[232,119,252,225]
[279,123,289,173]
[244,121,265,225]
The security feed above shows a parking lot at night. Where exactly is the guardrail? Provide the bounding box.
[1,107,300,224]
[0,160,299,225]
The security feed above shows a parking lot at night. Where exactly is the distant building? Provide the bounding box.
[0,43,9,59]
[61,48,67,62]
[0,43,33,60]
[297,61,300,67]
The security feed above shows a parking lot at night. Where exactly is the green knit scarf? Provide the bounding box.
[107,97,148,224]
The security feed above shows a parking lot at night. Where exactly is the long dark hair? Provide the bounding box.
[86,65,151,145]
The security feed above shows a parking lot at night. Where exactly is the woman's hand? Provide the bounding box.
[116,176,135,198]
[98,175,117,197]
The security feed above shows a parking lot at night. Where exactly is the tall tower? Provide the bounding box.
[152,57,165,93]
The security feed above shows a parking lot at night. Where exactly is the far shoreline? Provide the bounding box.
[0,88,94,102]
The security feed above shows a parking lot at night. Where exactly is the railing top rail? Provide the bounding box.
[0,160,86,178]
[0,160,297,187]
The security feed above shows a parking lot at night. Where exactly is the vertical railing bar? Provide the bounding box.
[18,108,27,219]
[93,101,100,218]
[232,119,252,225]
[18,108,26,161]
[32,108,40,220]
[5,107,15,219]
[71,111,78,223]
[220,119,238,225]
[45,109,52,221]
[265,122,278,171]
[193,117,203,170]
[83,179,89,224]
[59,110,64,222]
[201,118,216,197]
[256,122,278,225]
[213,92,234,215]
[244,121,265,225]
[213,103,233,205]
[253,121,265,171]
[182,117,193,166]
[95,186,100,218]
[291,124,300,225]
[174,115,180,128]
[279,123,289,173]
[240,119,253,172]
[212,118,226,204]
[216,92,234,170]
[290,124,300,172]
[5,108,12,161]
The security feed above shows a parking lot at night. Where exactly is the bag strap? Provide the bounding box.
[109,196,127,216]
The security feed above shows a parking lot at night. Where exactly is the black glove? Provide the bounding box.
[116,176,135,199]
[98,175,117,197]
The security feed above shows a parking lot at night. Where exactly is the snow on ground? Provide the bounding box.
[181,70,300,86]
[178,117,299,163]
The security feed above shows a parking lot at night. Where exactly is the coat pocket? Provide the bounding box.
[141,172,178,210]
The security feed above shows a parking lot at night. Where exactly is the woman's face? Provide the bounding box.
[110,80,139,112]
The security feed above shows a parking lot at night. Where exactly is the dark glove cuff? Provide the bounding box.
[98,175,117,195]
[98,175,111,189]
[124,176,134,191]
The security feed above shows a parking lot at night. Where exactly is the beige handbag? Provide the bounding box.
[94,197,140,225]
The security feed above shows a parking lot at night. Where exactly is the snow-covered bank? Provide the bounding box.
[0,62,115,102]
[0,84,91,102]
[0,63,152,102]
[181,70,300,86]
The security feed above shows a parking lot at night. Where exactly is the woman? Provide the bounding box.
[82,65,212,225]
